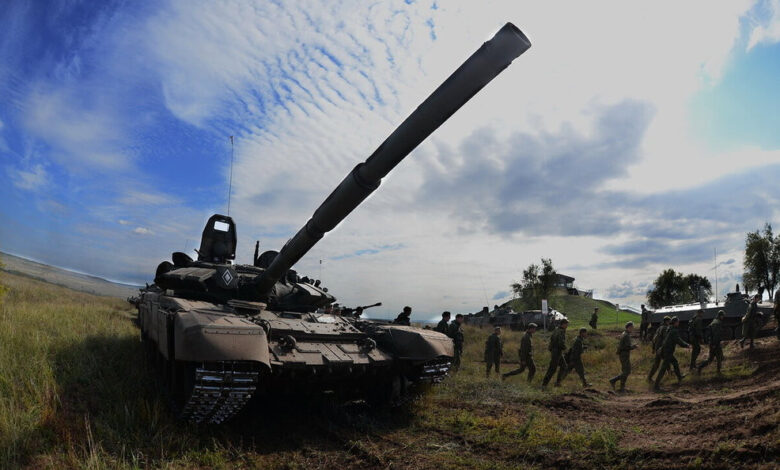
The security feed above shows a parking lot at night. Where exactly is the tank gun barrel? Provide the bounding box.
[255,23,531,294]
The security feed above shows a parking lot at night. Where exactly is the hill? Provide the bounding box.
[506,292,639,328]
[0,252,140,298]
[1,271,777,469]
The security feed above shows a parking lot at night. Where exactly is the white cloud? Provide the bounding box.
[133,227,153,235]
[8,163,48,190]
[747,0,780,50]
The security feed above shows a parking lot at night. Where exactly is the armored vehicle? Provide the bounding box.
[648,285,773,340]
[132,23,531,423]
[464,305,567,331]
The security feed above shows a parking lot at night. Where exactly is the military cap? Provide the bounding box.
[717,310,725,318]
[625,321,634,328]
[560,318,569,324]
[663,315,671,322]
[579,327,587,333]
[671,316,679,323]
[527,322,538,329]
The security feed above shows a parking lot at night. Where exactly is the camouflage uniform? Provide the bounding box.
[435,318,449,334]
[542,326,567,386]
[640,306,650,340]
[610,330,635,391]
[647,321,669,381]
[654,324,689,390]
[739,299,758,349]
[589,311,598,329]
[503,330,536,382]
[565,335,589,386]
[484,332,503,377]
[448,322,464,371]
[688,315,704,369]
[697,317,724,374]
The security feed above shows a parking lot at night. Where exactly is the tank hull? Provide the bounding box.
[136,290,453,423]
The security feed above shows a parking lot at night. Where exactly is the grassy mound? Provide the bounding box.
[507,293,638,329]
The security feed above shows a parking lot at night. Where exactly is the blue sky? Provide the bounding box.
[2,0,780,319]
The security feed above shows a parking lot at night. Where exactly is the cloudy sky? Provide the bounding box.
[2,0,779,320]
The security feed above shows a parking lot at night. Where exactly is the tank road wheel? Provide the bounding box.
[367,373,408,407]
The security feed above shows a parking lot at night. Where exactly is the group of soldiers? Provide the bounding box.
[440,296,768,393]
[481,319,593,388]
[392,290,779,392]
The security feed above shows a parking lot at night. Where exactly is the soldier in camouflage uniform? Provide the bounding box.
[653,317,690,391]
[435,311,451,334]
[448,314,464,371]
[502,323,537,382]
[647,316,671,382]
[564,327,591,387]
[610,322,637,391]
[484,326,503,378]
[639,305,650,341]
[688,310,704,370]
[542,318,569,388]
[739,294,760,349]
[588,308,599,330]
[697,310,725,375]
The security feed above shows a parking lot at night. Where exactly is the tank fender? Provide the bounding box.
[375,326,454,361]
[173,311,271,370]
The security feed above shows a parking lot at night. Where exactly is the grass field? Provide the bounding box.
[1,271,777,469]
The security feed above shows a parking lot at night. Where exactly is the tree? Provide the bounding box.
[646,269,712,308]
[743,223,780,298]
[512,258,557,308]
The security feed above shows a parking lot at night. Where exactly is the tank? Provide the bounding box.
[647,285,773,341]
[132,23,532,424]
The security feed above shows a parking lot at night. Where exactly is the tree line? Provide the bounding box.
[512,222,779,310]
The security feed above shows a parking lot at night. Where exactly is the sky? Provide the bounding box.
[2,0,780,321]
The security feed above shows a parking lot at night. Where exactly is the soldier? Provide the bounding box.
[774,290,780,340]
[565,327,592,387]
[640,305,650,341]
[448,314,465,371]
[484,326,503,378]
[435,311,451,333]
[354,306,364,318]
[542,318,569,388]
[588,307,599,330]
[647,316,671,382]
[609,322,637,391]
[653,316,691,391]
[739,294,760,349]
[688,310,705,370]
[697,310,726,375]
[393,306,412,326]
[502,322,537,382]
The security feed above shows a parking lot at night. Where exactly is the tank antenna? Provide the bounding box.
[714,247,718,306]
[227,135,235,216]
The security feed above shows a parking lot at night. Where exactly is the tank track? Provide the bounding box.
[415,358,451,383]
[179,361,260,424]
